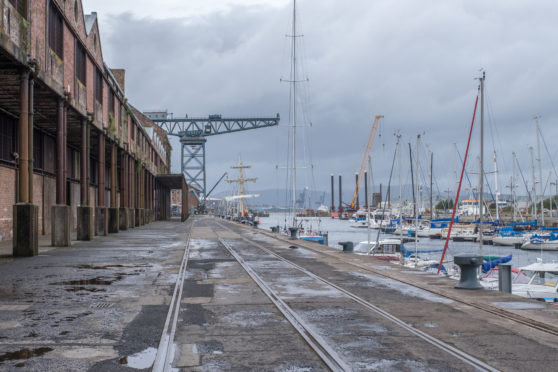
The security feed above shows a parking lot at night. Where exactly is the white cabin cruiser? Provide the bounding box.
[512,262,558,302]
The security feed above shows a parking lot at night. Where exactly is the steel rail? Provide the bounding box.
[254,222,558,338]
[216,221,499,372]
[217,237,350,372]
[153,222,194,372]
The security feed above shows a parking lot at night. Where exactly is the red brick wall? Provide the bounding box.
[0,167,16,242]
[30,0,47,70]
[86,57,94,112]
[63,23,75,94]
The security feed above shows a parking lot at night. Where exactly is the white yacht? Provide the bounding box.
[512,262,558,302]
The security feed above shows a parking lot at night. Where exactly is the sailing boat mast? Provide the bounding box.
[535,116,544,226]
[530,146,537,219]
[430,151,433,221]
[478,72,485,255]
[289,0,298,227]
[493,151,500,221]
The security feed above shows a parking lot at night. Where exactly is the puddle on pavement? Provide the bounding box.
[491,301,546,310]
[54,276,123,286]
[76,263,151,270]
[76,264,125,270]
[118,347,157,369]
[0,347,53,363]
[64,286,106,293]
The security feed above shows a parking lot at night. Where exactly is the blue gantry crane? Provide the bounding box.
[144,112,280,199]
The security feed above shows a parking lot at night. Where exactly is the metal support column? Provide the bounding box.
[80,119,88,205]
[120,152,127,208]
[110,143,117,208]
[17,71,30,203]
[27,76,34,203]
[98,133,105,206]
[56,99,64,204]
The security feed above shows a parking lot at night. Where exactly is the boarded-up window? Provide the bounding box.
[8,0,25,17]
[108,89,115,115]
[75,43,86,84]
[0,113,17,165]
[94,68,103,103]
[43,135,56,174]
[33,130,43,171]
[90,158,97,185]
[48,3,64,58]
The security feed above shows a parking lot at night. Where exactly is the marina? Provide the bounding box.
[0,0,558,370]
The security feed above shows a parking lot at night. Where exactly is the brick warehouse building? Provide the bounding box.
[0,0,189,255]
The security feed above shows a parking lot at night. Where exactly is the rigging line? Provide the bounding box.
[438,91,479,274]
[371,139,399,252]
[515,155,534,207]
[485,89,508,175]
[538,124,558,181]
[418,144,441,200]
[455,147,477,200]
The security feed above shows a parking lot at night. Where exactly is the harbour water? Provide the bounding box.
[258,213,558,269]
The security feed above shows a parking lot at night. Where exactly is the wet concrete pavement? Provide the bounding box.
[0,220,189,371]
[1,215,558,371]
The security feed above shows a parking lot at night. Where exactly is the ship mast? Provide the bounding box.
[226,153,257,217]
[535,116,544,226]
[478,72,485,256]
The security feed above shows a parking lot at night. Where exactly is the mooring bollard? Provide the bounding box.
[288,227,298,239]
[321,232,329,246]
[498,263,512,293]
[454,253,484,290]
[339,241,353,253]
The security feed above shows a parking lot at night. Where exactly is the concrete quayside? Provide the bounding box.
[0,215,557,370]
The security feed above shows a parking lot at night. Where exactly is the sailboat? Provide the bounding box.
[280,0,326,243]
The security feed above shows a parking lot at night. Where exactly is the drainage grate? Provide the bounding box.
[91,302,114,309]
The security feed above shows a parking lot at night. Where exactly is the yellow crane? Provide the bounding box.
[350,115,383,209]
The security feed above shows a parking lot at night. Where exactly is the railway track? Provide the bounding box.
[152,222,193,372]
[214,221,499,372]
[251,222,558,338]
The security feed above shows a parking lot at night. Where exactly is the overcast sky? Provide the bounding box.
[84,0,558,202]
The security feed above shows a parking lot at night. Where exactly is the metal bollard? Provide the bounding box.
[288,227,298,239]
[339,241,353,252]
[454,253,484,290]
[270,226,279,233]
[498,263,512,293]
[321,232,329,246]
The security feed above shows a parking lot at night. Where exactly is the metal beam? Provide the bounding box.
[145,113,280,137]
[145,112,280,200]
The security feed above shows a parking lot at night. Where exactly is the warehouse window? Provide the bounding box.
[0,113,17,165]
[43,135,56,174]
[74,0,79,23]
[48,3,64,58]
[94,68,103,103]
[75,43,86,84]
[8,0,25,17]
[108,89,115,115]
[33,130,43,171]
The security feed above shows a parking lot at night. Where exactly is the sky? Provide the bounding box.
[83,0,558,204]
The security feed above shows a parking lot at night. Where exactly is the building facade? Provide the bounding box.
[0,0,184,253]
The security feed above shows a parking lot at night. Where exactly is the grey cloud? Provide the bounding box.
[98,0,558,200]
